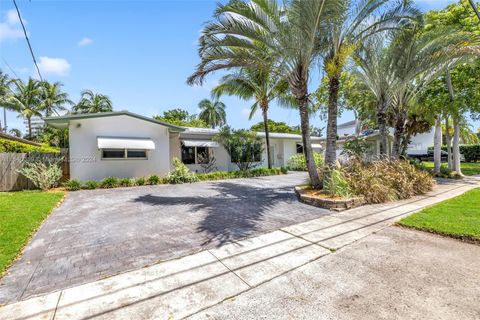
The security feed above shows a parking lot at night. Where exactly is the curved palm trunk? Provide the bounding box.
[292,76,321,188]
[377,98,389,157]
[392,109,407,159]
[452,117,462,175]
[27,117,32,140]
[325,76,339,166]
[445,117,453,169]
[261,100,272,169]
[433,116,442,173]
[469,0,480,21]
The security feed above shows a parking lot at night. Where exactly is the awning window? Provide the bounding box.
[97,137,155,150]
[182,140,219,148]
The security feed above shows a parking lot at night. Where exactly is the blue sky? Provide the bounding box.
[1,0,470,135]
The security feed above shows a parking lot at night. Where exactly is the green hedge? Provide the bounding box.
[64,167,288,191]
[428,144,480,162]
[0,138,60,153]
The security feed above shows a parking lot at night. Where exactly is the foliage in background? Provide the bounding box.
[166,158,199,184]
[0,138,59,153]
[287,152,324,171]
[198,98,226,128]
[154,108,208,128]
[341,137,372,159]
[214,126,263,171]
[18,159,63,190]
[72,89,113,114]
[428,144,480,162]
[250,120,301,134]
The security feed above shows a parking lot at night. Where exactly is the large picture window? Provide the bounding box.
[181,146,211,165]
[101,149,148,160]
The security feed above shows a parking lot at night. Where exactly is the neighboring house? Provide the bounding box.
[407,128,434,155]
[337,119,360,137]
[44,111,323,181]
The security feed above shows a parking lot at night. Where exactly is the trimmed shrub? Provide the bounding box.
[65,179,81,191]
[119,178,133,187]
[135,177,146,186]
[0,138,59,153]
[196,167,286,181]
[100,176,119,188]
[166,158,198,184]
[287,152,323,171]
[84,180,99,190]
[147,175,161,185]
[428,144,480,162]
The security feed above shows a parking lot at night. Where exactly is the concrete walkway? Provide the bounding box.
[0,177,478,320]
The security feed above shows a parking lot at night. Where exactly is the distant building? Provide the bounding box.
[24,116,45,136]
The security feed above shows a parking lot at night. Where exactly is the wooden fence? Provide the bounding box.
[0,152,69,192]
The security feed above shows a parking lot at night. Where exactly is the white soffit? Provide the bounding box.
[97,137,155,150]
[182,140,220,148]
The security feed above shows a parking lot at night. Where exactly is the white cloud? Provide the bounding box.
[0,9,25,43]
[77,37,93,46]
[37,57,71,76]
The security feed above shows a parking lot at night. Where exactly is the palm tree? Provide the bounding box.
[5,78,43,139]
[212,68,288,168]
[198,98,226,128]
[72,89,113,114]
[0,71,13,132]
[9,128,21,137]
[188,0,342,188]
[41,81,73,116]
[321,0,420,166]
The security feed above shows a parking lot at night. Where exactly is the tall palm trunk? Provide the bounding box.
[392,109,407,159]
[444,116,452,169]
[433,116,442,173]
[27,117,32,140]
[452,117,462,175]
[377,98,389,157]
[261,99,272,169]
[293,76,321,188]
[325,75,339,166]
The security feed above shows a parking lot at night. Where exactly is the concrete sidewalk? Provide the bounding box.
[1,178,478,320]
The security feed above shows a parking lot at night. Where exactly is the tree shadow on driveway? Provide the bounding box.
[132,181,298,247]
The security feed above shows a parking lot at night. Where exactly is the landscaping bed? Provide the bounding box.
[398,188,480,243]
[0,191,65,275]
[295,186,364,211]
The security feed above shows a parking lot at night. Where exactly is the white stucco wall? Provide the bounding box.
[69,115,172,181]
[408,128,434,155]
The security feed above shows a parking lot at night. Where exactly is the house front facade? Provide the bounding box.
[45,111,323,181]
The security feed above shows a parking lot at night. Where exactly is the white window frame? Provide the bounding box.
[101,148,148,160]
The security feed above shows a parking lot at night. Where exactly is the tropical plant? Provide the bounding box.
[187,0,343,188]
[323,168,352,198]
[135,177,146,186]
[166,158,199,184]
[65,179,82,191]
[100,176,119,188]
[72,89,113,114]
[84,180,99,189]
[8,128,21,137]
[214,126,263,171]
[147,175,161,185]
[198,98,226,128]
[250,120,300,134]
[0,71,13,133]
[287,152,324,171]
[18,158,63,190]
[40,81,72,116]
[341,137,372,159]
[5,78,43,139]
[321,0,420,166]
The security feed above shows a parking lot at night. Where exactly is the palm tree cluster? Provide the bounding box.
[0,72,113,139]
[188,0,479,187]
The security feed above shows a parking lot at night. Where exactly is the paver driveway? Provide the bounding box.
[0,172,330,304]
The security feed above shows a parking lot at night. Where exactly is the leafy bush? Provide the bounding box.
[341,137,372,159]
[287,152,323,171]
[323,168,352,198]
[100,176,119,188]
[17,159,63,190]
[147,175,161,185]
[65,179,81,191]
[165,158,199,184]
[0,138,59,153]
[343,159,434,204]
[84,180,99,189]
[196,167,286,181]
[135,177,146,186]
[119,178,133,187]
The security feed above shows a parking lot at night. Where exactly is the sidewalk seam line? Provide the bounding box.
[52,290,62,320]
[279,229,333,251]
[207,250,252,288]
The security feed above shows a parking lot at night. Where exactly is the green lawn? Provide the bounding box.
[422,161,480,176]
[0,191,64,274]
[399,188,480,242]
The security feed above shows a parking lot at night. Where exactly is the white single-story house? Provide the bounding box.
[44,111,323,181]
